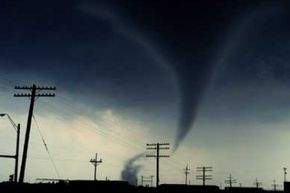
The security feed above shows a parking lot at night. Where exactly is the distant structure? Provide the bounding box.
[196,166,212,186]
[141,175,154,187]
[272,179,277,191]
[36,178,69,184]
[90,153,103,181]
[284,168,287,182]
[254,178,262,188]
[146,143,170,187]
[0,113,20,183]
[225,174,237,187]
[184,164,190,185]
[14,84,56,183]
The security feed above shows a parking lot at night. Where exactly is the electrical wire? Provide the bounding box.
[0,78,185,175]
[32,114,61,178]
[41,96,184,170]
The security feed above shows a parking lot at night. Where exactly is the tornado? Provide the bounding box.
[78,1,229,152]
[161,3,283,152]
[121,153,144,186]
[172,59,213,152]
[172,4,280,152]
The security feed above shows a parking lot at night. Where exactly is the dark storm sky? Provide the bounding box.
[0,0,290,183]
[1,1,290,184]
[1,0,290,144]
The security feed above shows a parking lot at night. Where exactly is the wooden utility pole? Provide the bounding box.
[146,143,170,187]
[15,84,55,183]
[141,175,154,187]
[225,174,237,187]
[272,180,277,191]
[284,168,287,182]
[254,178,262,188]
[15,124,20,182]
[0,114,20,183]
[90,153,102,181]
[150,175,154,187]
[184,164,190,185]
[196,166,212,186]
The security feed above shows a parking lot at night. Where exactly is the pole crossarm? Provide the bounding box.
[146,155,170,157]
[146,148,157,150]
[146,155,157,157]
[14,94,55,97]
[0,155,16,159]
[146,143,156,146]
[15,86,56,90]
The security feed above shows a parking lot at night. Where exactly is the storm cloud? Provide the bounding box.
[1,0,290,153]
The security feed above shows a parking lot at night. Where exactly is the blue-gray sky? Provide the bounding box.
[1,0,290,188]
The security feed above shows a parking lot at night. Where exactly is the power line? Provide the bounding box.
[38,94,188,171]
[4,80,147,153]
[40,96,146,151]
[7,81,184,180]
[51,95,187,171]
[32,114,60,179]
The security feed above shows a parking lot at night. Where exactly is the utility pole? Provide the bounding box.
[184,164,190,185]
[0,114,20,183]
[284,168,287,182]
[150,175,154,187]
[272,180,277,191]
[196,166,212,186]
[225,174,237,187]
[14,123,20,183]
[141,175,154,187]
[14,84,56,183]
[146,143,170,187]
[141,176,154,187]
[90,153,102,181]
[254,178,262,188]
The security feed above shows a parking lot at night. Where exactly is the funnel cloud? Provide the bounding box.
[121,153,144,186]
[173,63,212,151]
